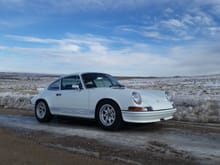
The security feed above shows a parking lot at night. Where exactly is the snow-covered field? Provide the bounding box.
[0,72,220,123]
[0,72,58,110]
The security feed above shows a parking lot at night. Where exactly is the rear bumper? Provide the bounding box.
[121,108,176,123]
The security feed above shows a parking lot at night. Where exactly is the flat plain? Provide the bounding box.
[0,72,220,165]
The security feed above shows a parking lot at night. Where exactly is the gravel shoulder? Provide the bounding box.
[0,109,220,165]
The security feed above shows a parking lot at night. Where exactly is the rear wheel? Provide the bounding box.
[96,100,122,130]
[35,100,52,122]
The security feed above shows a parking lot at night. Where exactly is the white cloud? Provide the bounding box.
[1,34,220,76]
[88,42,107,53]
[140,7,217,40]
[162,19,185,28]
[208,27,220,35]
[5,35,60,44]
[58,44,80,52]
[143,31,162,39]
[187,9,213,26]
[194,0,220,14]
[1,1,220,76]
[112,0,219,41]
[165,8,173,14]
[0,45,7,50]
[169,42,220,75]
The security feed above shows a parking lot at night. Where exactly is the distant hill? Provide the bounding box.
[0,72,220,80]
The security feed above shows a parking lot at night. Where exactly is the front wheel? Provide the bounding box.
[96,100,122,130]
[35,100,52,122]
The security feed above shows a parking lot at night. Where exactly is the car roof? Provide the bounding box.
[59,72,109,79]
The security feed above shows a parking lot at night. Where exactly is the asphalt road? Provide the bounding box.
[0,110,220,165]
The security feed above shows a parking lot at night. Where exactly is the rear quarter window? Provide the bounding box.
[48,80,60,90]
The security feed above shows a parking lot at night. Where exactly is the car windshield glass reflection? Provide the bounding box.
[82,73,122,88]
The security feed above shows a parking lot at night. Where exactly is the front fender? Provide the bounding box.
[88,88,135,111]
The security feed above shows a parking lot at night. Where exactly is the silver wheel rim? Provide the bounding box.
[99,104,116,126]
[36,102,47,119]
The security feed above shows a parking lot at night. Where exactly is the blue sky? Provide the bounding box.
[0,0,220,76]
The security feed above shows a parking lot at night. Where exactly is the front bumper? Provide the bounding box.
[121,108,176,123]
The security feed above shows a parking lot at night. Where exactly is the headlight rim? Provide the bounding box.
[132,91,142,105]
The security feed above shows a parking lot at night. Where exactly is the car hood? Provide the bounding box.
[138,89,173,110]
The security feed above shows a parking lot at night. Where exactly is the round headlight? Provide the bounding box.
[132,91,142,104]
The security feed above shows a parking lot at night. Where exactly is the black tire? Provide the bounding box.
[96,100,122,130]
[35,100,52,122]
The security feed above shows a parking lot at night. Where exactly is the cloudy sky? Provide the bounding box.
[0,0,220,76]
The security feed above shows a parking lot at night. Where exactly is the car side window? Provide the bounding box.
[48,80,60,91]
[82,74,96,88]
[94,77,112,87]
[61,76,82,90]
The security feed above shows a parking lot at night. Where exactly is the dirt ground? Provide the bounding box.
[0,127,194,165]
[0,109,127,165]
[0,109,219,165]
[0,127,128,165]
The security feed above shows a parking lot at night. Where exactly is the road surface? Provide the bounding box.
[0,109,219,165]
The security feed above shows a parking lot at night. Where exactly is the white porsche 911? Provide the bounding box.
[31,72,176,130]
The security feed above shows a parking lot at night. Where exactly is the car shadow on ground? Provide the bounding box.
[122,122,164,132]
[51,116,98,129]
[50,115,164,132]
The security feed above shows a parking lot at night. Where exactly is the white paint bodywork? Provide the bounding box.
[31,73,176,123]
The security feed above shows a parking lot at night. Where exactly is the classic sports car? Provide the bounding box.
[31,72,176,130]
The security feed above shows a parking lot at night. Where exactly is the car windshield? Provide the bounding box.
[82,73,123,89]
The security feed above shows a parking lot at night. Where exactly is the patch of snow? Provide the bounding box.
[1,73,220,123]
[0,92,32,110]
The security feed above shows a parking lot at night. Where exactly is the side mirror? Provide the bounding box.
[72,85,80,90]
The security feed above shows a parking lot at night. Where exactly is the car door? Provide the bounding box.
[45,79,62,114]
[55,75,91,118]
